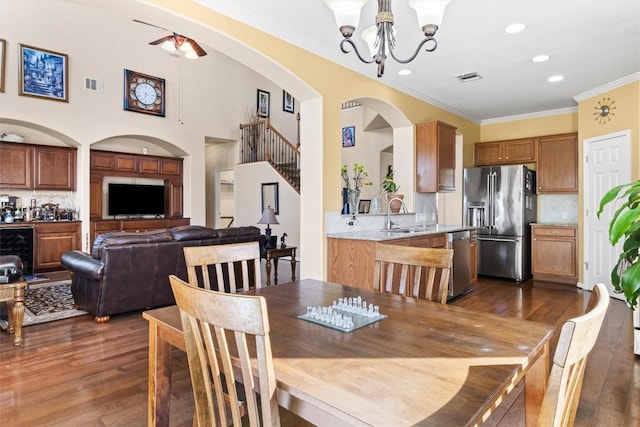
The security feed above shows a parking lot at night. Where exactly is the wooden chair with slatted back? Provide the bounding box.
[169,274,280,427]
[537,282,610,427]
[183,242,262,292]
[373,243,454,304]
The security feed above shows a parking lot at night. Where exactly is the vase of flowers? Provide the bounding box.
[342,163,368,215]
[381,167,403,213]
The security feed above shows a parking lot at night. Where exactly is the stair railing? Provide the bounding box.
[240,118,300,192]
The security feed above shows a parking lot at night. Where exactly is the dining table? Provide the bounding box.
[143,279,554,426]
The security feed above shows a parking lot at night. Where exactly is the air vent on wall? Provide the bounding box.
[84,77,104,93]
[455,72,482,82]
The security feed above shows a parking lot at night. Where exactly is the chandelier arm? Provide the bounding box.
[388,37,438,64]
[340,38,376,64]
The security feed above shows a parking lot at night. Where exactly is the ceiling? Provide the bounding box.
[195,0,639,123]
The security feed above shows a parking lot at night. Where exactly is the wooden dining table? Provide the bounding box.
[143,279,554,426]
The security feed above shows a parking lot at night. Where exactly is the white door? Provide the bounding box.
[583,130,631,300]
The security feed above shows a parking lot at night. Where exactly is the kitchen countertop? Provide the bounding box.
[326,224,475,242]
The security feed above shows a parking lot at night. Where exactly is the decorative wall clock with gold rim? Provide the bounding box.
[594,97,615,124]
[124,69,165,117]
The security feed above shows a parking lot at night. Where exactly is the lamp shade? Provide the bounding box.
[408,0,451,28]
[257,207,279,225]
[325,0,367,30]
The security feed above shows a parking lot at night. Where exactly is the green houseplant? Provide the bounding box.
[597,180,640,310]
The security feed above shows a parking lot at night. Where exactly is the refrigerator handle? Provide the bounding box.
[486,174,492,230]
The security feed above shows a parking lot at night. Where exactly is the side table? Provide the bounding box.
[0,279,27,346]
[264,246,297,286]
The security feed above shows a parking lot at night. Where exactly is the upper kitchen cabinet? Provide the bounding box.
[0,142,76,191]
[474,138,536,166]
[536,133,578,193]
[415,121,457,193]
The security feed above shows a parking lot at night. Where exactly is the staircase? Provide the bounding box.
[240,118,300,192]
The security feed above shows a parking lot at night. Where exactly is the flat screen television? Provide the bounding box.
[108,183,165,217]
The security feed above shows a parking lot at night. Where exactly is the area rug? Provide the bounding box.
[0,280,88,329]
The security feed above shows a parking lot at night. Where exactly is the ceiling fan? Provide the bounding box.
[134,19,207,58]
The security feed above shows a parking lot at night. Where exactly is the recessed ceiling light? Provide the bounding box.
[505,23,526,34]
[548,75,564,82]
[531,54,550,63]
[398,69,412,76]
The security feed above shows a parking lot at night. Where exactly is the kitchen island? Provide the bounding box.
[327,224,476,292]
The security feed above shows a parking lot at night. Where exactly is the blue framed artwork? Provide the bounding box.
[342,126,355,147]
[19,44,68,102]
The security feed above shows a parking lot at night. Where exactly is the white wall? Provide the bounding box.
[234,162,301,259]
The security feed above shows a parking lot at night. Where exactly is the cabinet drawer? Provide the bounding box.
[532,226,576,238]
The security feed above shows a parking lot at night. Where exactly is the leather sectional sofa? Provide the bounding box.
[60,225,262,322]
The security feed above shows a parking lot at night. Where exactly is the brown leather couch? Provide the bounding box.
[60,225,262,322]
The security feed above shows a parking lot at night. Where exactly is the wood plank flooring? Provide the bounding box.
[1,266,638,426]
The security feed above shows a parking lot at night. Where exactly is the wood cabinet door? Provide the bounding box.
[474,142,502,165]
[90,176,102,218]
[502,139,536,163]
[139,157,162,174]
[34,222,81,271]
[469,239,478,284]
[537,133,578,193]
[168,182,183,218]
[415,121,456,192]
[531,225,577,283]
[161,158,182,176]
[90,151,115,171]
[113,154,138,172]
[0,143,32,189]
[34,145,77,190]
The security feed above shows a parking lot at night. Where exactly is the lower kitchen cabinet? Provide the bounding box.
[470,238,478,285]
[33,222,81,271]
[531,224,578,284]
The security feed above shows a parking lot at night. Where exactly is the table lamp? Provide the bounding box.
[257,206,279,248]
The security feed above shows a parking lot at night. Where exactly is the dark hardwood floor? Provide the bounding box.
[1,265,638,426]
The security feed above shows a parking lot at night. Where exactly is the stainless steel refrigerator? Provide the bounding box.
[463,165,536,281]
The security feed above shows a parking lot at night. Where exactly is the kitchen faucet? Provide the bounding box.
[386,197,408,230]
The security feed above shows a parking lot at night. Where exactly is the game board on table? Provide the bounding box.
[297,296,387,332]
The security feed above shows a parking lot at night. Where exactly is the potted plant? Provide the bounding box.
[381,167,403,213]
[341,163,368,214]
[597,180,640,355]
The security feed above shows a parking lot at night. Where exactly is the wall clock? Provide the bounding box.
[124,69,165,117]
[593,97,615,124]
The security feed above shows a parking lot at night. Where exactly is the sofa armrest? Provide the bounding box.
[61,250,104,280]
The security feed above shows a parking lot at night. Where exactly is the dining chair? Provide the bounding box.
[373,243,454,304]
[183,241,262,292]
[537,282,610,427]
[169,274,280,427]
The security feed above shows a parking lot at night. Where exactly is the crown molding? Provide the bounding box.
[481,107,578,125]
[574,72,640,102]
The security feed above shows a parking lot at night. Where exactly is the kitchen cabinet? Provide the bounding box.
[474,138,536,166]
[0,142,76,190]
[536,133,578,193]
[469,238,478,285]
[415,121,457,192]
[531,224,577,284]
[33,222,81,271]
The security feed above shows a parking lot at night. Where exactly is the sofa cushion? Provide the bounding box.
[170,225,218,241]
[91,230,173,259]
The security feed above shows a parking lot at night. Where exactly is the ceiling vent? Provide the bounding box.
[455,72,482,82]
[84,77,104,93]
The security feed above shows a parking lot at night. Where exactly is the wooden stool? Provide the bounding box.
[0,279,27,346]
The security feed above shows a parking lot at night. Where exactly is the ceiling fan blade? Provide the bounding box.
[188,39,207,57]
[149,35,175,46]
[133,19,170,32]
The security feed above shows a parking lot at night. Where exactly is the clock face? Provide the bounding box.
[124,69,165,116]
[594,97,615,124]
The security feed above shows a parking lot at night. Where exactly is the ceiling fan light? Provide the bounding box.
[325,0,367,32]
[184,50,199,59]
[161,39,177,52]
[180,40,194,53]
[408,0,451,29]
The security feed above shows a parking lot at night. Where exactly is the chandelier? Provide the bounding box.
[325,0,451,77]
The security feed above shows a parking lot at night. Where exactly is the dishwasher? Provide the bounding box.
[447,230,472,300]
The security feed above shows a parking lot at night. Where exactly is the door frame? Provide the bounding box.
[581,129,631,300]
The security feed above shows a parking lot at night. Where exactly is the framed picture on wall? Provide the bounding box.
[261,182,279,215]
[0,39,6,93]
[19,44,68,102]
[282,90,294,113]
[257,89,270,117]
[342,126,355,147]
